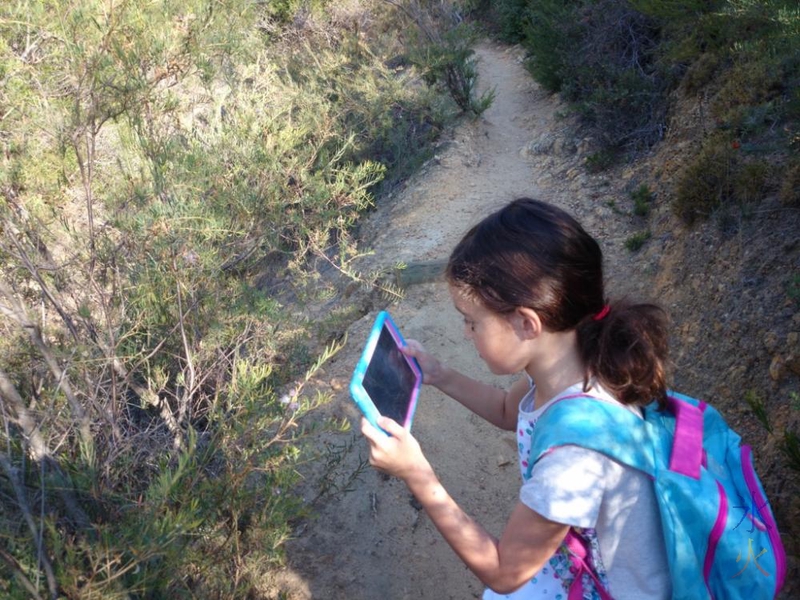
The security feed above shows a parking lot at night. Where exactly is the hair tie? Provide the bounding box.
[593,305,611,321]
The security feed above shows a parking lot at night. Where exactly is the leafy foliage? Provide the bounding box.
[492,0,798,218]
[0,1,447,596]
[383,0,495,116]
[510,0,670,150]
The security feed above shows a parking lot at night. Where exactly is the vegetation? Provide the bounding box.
[630,184,654,217]
[0,1,482,597]
[382,0,496,116]
[624,230,652,252]
[2,0,796,596]
[486,0,799,221]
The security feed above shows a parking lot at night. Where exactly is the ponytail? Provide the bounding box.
[577,302,670,409]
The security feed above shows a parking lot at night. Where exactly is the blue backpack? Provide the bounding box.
[528,391,786,600]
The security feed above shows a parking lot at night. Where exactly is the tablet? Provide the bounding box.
[349,311,422,433]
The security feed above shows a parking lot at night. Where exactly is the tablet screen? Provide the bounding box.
[362,322,418,424]
[349,311,421,431]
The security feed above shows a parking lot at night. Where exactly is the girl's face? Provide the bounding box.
[449,285,530,375]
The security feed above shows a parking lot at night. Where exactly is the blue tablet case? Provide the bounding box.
[349,311,422,433]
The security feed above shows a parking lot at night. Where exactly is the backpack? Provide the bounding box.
[527,391,787,600]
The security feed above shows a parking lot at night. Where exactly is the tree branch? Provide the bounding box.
[0,366,92,531]
[0,280,94,458]
[0,452,58,599]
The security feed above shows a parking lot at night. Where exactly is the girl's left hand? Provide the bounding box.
[360,416,431,481]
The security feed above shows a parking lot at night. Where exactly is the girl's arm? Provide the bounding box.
[362,417,569,594]
[403,340,527,431]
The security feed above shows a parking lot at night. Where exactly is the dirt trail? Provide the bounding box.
[267,41,642,600]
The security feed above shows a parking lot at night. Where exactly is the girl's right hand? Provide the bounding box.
[402,339,447,387]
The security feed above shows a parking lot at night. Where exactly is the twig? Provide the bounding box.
[2,225,80,341]
[0,280,94,458]
[173,258,196,426]
[0,452,58,599]
[0,547,45,600]
[0,366,92,531]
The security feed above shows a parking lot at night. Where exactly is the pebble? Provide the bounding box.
[769,355,784,381]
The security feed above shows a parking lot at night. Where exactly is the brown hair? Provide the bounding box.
[446,198,669,408]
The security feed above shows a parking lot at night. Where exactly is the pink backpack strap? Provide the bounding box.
[564,531,615,600]
[667,396,706,479]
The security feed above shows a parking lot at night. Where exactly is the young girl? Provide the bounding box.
[361,198,672,599]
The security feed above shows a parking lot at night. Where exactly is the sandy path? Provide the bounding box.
[269,41,586,599]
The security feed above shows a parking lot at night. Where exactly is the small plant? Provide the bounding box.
[779,430,800,475]
[745,390,772,433]
[585,149,617,173]
[673,134,736,223]
[630,184,654,217]
[779,160,800,206]
[625,230,651,251]
[385,1,495,116]
[787,275,800,307]
[732,161,769,204]
[605,199,628,217]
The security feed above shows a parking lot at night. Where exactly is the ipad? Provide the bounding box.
[349,311,422,434]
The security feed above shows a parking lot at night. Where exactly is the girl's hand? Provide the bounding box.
[402,339,447,386]
[360,417,432,482]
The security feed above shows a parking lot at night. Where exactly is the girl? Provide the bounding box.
[361,198,672,599]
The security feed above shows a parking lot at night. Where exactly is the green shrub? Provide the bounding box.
[492,0,530,43]
[505,0,798,159]
[672,133,771,223]
[399,7,496,116]
[585,149,618,173]
[0,1,446,596]
[673,135,737,223]
[625,230,652,251]
[519,0,671,150]
[631,184,654,217]
[519,0,580,93]
[780,160,800,205]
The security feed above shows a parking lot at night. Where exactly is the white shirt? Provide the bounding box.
[518,383,671,600]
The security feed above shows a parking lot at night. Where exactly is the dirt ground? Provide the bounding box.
[263,40,800,599]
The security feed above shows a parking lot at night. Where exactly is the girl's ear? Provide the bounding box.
[513,307,542,340]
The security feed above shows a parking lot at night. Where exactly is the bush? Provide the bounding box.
[388,1,495,116]
[780,160,800,206]
[501,0,798,164]
[0,1,445,596]
[631,184,654,217]
[519,0,671,151]
[519,0,580,93]
[491,0,530,43]
[625,230,652,251]
[672,133,770,223]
